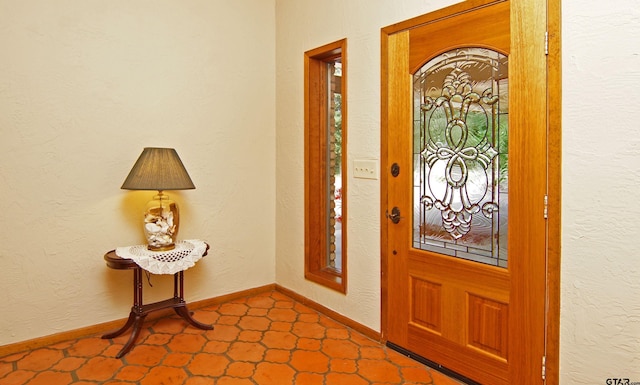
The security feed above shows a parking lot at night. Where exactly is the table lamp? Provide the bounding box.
[121,147,195,251]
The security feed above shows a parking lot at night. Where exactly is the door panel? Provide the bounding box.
[408,2,510,73]
[382,1,547,384]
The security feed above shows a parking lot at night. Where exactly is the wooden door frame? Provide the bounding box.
[379,0,561,383]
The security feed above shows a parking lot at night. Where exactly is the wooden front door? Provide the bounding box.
[382,1,549,384]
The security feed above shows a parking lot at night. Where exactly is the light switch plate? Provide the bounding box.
[353,159,378,180]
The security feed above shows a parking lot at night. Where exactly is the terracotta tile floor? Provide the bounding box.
[0,290,464,385]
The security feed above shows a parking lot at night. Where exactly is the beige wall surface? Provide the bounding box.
[2,0,639,383]
[275,0,640,384]
[561,0,640,383]
[0,0,276,345]
[274,0,460,338]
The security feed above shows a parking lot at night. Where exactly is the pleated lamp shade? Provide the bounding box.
[121,147,195,191]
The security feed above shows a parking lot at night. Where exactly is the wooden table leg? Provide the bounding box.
[174,304,214,330]
[102,268,149,358]
[173,271,213,330]
[103,264,213,358]
[114,313,147,358]
[102,311,136,339]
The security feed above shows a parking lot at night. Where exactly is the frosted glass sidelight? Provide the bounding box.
[413,47,508,268]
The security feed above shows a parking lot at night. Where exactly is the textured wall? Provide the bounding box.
[0,0,276,345]
[275,0,640,383]
[274,0,460,333]
[561,0,640,383]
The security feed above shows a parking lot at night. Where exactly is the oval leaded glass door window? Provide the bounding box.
[413,47,508,268]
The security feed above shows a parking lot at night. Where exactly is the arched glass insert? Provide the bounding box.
[413,47,509,268]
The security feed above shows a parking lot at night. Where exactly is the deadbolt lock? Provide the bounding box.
[391,163,400,177]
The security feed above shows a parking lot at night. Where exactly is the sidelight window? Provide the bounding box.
[304,39,347,292]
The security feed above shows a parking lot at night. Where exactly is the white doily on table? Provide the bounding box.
[115,239,207,275]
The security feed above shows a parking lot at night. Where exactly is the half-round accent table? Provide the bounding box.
[101,244,213,358]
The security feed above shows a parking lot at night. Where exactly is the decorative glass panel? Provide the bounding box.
[413,47,508,268]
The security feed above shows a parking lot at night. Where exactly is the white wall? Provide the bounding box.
[561,0,640,383]
[275,0,460,333]
[0,0,276,345]
[275,0,640,384]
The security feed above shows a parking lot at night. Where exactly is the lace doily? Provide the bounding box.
[115,239,207,275]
